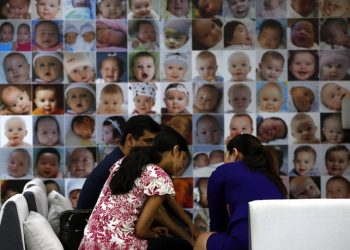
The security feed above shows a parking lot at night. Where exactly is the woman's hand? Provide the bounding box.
[150,226,169,238]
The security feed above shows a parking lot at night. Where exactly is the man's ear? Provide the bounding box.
[232,148,238,161]
[125,133,134,147]
[172,144,180,157]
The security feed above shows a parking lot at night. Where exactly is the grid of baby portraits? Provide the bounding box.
[0,0,350,214]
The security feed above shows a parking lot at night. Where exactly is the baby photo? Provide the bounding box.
[33,0,63,19]
[161,82,192,114]
[65,83,96,115]
[128,20,159,51]
[63,0,95,19]
[96,83,128,115]
[97,0,126,19]
[321,176,350,198]
[1,115,32,147]
[34,147,65,178]
[192,0,222,18]
[32,20,63,51]
[223,0,256,18]
[224,50,256,82]
[161,114,193,145]
[256,50,287,82]
[319,50,350,81]
[193,145,225,178]
[193,83,223,114]
[160,0,190,19]
[65,147,96,178]
[289,112,321,144]
[33,115,64,146]
[162,18,191,51]
[289,176,321,199]
[320,18,350,49]
[32,84,65,115]
[319,0,350,17]
[32,52,63,84]
[0,52,31,84]
[322,144,350,176]
[96,115,126,147]
[96,52,128,83]
[256,19,286,49]
[288,50,319,81]
[64,21,96,52]
[160,52,191,82]
[224,82,256,113]
[128,82,160,115]
[0,21,31,52]
[65,115,96,147]
[127,0,160,19]
[288,82,318,113]
[287,19,319,50]
[63,52,96,83]
[256,0,286,18]
[223,19,255,49]
[96,19,127,52]
[128,51,159,82]
[65,178,86,208]
[192,50,224,84]
[1,0,31,19]
[192,18,223,50]
[0,84,32,115]
[256,81,288,113]
[321,113,350,144]
[224,113,255,144]
[287,0,318,18]
[193,113,224,145]
[288,144,321,177]
[0,148,33,179]
[256,113,289,144]
[319,82,350,112]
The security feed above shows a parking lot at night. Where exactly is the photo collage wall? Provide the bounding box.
[0,0,350,230]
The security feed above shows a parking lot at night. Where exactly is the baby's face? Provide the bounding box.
[265,0,281,10]
[294,151,316,176]
[72,0,90,8]
[35,56,62,83]
[195,154,209,168]
[100,58,120,83]
[326,150,349,176]
[167,118,191,139]
[68,65,95,83]
[164,90,188,114]
[132,56,155,82]
[258,27,281,49]
[259,58,283,81]
[5,119,27,146]
[229,87,251,113]
[137,23,156,43]
[164,63,187,82]
[259,84,283,112]
[4,54,30,84]
[322,0,348,17]
[69,149,94,177]
[17,26,30,43]
[98,0,123,19]
[195,87,219,112]
[69,190,80,209]
[326,28,349,47]
[0,25,14,42]
[164,28,188,50]
[292,118,317,143]
[197,0,223,17]
[322,117,344,143]
[34,89,57,115]
[321,83,350,110]
[8,0,30,17]
[290,177,320,199]
[36,0,60,19]
[36,152,59,178]
[291,21,314,48]
[196,58,217,81]
[36,118,59,146]
[134,95,154,114]
[291,0,316,17]
[98,28,124,46]
[196,118,221,144]
[228,0,250,18]
[67,88,93,114]
[2,87,31,114]
[258,118,286,142]
[290,87,314,112]
[193,19,222,49]
[209,152,224,164]
[35,23,59,49]
[73,122,93,139]
[101,125,114,144]
[8,151,29,178]
[167,0,189,17]
[83,31,95,43]
[289,52,315,80]
[326,179,350,198]
[320,62,348,81]
[65,32,78,45]
[99,92,123,114]
[130,0,152,18]
[228,23,251,46]
[229,116,253,139]
[228,54,251,81]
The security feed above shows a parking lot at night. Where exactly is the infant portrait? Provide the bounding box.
[0,84,32,115]
[288,83,317,113]
[0,148,32,179]
[2,116,32,147]
[225,82,255,113]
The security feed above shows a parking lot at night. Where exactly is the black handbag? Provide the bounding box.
[59,209,92,250]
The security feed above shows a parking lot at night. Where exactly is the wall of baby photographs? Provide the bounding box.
[0,0,350,233]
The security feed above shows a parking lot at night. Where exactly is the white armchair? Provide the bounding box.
[249,199,350,250]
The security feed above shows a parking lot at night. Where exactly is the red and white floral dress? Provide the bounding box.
[79,160,175,250]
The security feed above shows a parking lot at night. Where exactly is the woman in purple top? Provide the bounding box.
[194,134,287,250]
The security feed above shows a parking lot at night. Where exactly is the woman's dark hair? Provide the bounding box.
[226,134,288,197]
[110,126,189,195]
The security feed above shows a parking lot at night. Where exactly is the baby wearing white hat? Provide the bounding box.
[63,52,96,83]
[33,52,63,84]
